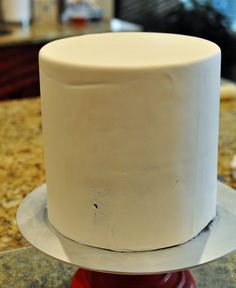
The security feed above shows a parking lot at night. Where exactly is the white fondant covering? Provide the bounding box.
[39,33,221,251]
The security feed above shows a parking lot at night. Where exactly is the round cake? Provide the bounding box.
[39,32,221,251]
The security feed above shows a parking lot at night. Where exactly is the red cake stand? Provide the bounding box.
[71,268,196,288]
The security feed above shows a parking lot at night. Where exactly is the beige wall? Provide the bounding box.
[96,0,114,19]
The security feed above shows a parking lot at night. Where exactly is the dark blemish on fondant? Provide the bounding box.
[202,219,214,233]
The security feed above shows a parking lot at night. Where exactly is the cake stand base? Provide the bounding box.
[71,269,196,288]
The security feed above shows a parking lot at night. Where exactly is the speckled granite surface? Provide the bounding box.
[0,246,236,288]
[0,247,76,288]
[218,99,236,187]
[0,96,236,287]
[0,98,45,251]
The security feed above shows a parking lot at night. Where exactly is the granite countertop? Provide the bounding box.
[0,92,236,287]
[0,18,142,47]
[0,246,235,288]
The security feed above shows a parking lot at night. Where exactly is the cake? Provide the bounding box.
[39,32,221,251]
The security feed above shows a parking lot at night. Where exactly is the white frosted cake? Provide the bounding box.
[39,32,221,251]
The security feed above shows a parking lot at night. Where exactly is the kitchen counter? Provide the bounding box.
[0,93,236,286]
[0,246,235,288]
[0,98,45,251]
[0,18,142,47]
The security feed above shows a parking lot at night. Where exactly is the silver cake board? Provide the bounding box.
[16,181,236,275]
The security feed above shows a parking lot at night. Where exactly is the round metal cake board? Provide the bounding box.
[16,181,236,275]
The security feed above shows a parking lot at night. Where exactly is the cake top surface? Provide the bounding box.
[40,32,220,70]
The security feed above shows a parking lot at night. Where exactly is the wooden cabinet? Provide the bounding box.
[0,43,43,100]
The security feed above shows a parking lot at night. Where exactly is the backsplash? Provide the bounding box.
[33,0,58,23]
[32,0,113,23]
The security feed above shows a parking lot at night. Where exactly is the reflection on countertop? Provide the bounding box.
[0,18,142,47]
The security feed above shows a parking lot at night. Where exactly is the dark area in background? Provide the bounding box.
[0,44,42,100]
[115,0,236,81]
[1,1,235,101]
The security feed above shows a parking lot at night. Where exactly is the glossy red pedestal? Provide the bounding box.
[71,269,196,288]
